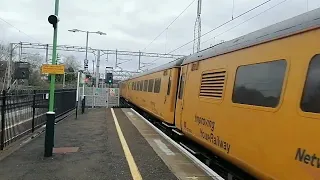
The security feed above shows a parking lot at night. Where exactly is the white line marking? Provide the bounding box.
[21,137,32,145]
[127,112,134,116]
[130,108,224,180]
[186,177,199,179]
[153,139,175,156]
[172,129,184,136]
[180,142,199,155]
[162,122,176,128]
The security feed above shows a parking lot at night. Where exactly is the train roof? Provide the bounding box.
[182,7,320,65]
[125,57,185,80]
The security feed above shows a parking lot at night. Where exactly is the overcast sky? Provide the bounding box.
[1,0,320,78]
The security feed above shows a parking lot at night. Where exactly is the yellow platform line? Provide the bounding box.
[110,108,143,180]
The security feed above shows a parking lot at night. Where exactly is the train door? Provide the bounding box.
[126,83,129,99]
[175,65,188,130]
[164,70,171,104]
[128,82,132,101]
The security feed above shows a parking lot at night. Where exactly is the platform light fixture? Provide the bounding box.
[68,28,106,71]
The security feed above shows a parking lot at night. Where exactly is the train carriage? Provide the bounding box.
[122,58,184,125]
[175,8,320,180]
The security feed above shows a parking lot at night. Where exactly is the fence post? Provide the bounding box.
[92,86,94,108]
[75,100,78,119]
[1,90,6,150]
[107,88,109,108]
[75,72,80,119]
[81,96,85,114]
[32,90,36,133]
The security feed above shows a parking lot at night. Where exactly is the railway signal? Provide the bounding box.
[106,73,113,85]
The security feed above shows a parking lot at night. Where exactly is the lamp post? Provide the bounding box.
[68,29,106,72]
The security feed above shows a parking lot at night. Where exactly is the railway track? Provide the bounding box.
[118,98,256,180]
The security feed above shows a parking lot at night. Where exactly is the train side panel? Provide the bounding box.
[177,28,320,179]
[126,67,180,124]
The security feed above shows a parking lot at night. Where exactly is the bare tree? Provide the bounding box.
[52,55,81,87]
[19,53,45,87]
[23,53,43,68]
[0,44,11,61]
[63,55,81,72]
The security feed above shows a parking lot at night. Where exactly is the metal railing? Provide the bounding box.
[0,89,76,150]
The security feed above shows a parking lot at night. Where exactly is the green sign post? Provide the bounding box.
[44,0,60,157]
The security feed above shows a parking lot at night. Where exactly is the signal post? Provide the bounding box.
[44,0,61,157]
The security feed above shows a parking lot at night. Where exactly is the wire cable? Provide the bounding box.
[0,16,40,43]
[169,0,274,53]
[187,0,288,52]
[141,0,196,51]
[143,0,291,68]
[144,0,277,66]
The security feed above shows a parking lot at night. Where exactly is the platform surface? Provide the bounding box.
[0,108,214,180]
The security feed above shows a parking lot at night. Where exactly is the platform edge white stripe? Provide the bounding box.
[130,108,224,180]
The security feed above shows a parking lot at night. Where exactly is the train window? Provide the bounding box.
[154,78,161,93]
[301,54,320,113]
[167,77,171,95]
[132,82,135,90]
[143,80,148,92]
[232,60,287,108]
[148,79,154,92]
[178,75,185,99]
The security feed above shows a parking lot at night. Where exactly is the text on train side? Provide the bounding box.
[195,115,215,132]
[200,129,231,154]
[295,148,320,168]
[195,115,231,154]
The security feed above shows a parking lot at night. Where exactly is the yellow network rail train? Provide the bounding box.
[120,8,320,180]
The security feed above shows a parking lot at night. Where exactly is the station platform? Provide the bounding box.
[0,107,217,180]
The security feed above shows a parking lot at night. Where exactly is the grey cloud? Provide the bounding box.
[0,0,320,76]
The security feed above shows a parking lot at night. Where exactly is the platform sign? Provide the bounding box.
[107,88,119,107]
[79,73,86,84]
[41,64,65,74]
[110,88,116,97]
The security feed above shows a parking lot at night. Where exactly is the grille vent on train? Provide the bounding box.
[199,70,226,99]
